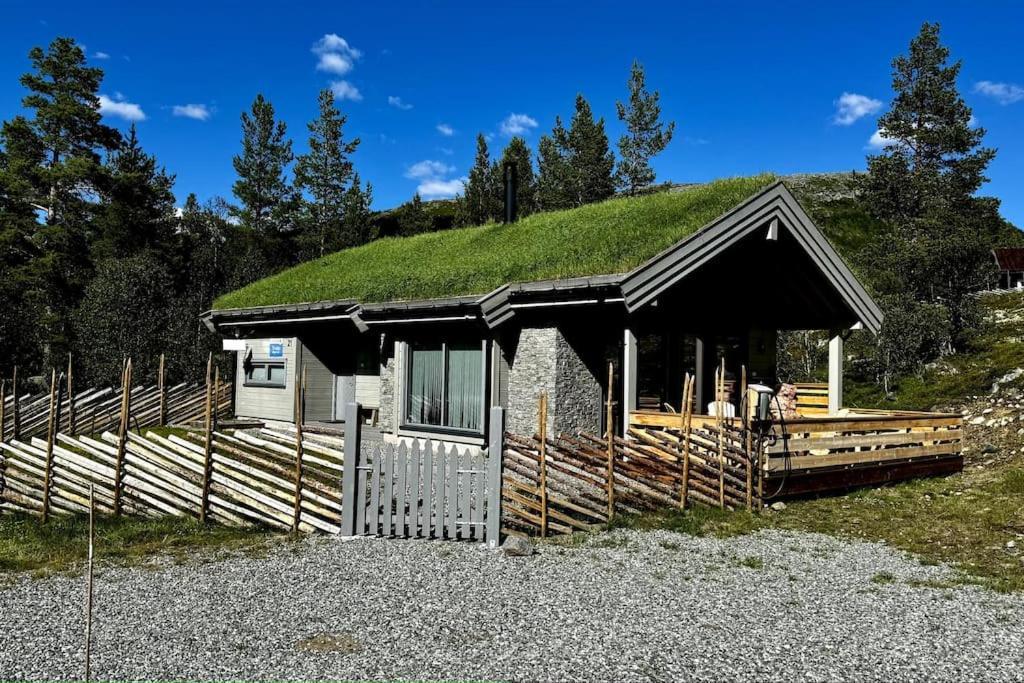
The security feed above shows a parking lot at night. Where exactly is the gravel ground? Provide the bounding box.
[2,529,1023,682]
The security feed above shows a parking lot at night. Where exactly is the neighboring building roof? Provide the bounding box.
[203,180,884,335]
[993,248,1024,272]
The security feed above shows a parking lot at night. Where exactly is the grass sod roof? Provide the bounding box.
[214,175,782,310]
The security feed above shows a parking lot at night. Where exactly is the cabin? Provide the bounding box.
[205,179,875,444]
[992,247,1024,290]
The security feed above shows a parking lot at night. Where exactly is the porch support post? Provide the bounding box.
[694,336,705,414]
[623,327,637,434]
[828,329,843,414]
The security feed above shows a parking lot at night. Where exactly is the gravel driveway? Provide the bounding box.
[2,528,1022,682]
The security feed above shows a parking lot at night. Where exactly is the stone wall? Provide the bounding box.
[378,341,397,432]
[507,327,558,435]
[554,329,603,435]
[506,325,604,436]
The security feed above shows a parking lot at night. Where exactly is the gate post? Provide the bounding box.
[486,406,504,548]
[340,401,362,536]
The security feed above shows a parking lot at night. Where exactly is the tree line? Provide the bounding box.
[0,37,373,389]
[457,61,675,227]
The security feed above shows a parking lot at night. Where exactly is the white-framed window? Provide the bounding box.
[403,339,487,435]
[245,360,287,388]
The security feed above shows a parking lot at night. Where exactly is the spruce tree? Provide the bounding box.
[566,94,615,206]
[615,60,675,194]
[94,124,177,259]
[340,173,374,246]
[294,88,360,258]
[459,134,500,225]
[398,193,433,236]
[495,136,538,218]
[864,22,1002,352]
[231,94,297,235]
[537,118,572,211]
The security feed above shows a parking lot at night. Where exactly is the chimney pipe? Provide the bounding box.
[503,162,518,224]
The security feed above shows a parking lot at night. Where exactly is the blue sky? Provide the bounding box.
[2,1,1023,226]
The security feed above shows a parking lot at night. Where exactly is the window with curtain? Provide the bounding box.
[405,340,485,433]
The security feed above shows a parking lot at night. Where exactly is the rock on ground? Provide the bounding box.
[2,529,1023,682]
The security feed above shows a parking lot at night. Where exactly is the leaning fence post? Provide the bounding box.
[339,401,362,536]
[41,368,58,522]
[538,392,548,538]
[679,373,692,510]
[1,378,6,443]
[157,353,166,427]
[199,355,214,523]
[12,366,19,440]
[67,353,75,435]
[605,362,615,521]
[292,365,306,533]
[486,407,505,548]
[113,360,132,516]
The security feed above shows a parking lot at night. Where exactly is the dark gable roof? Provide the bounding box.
[204,182,883,334]
[621,182,883,333]
[993,248,1024,272]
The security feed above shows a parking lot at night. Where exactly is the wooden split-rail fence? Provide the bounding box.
[1,365,232,442]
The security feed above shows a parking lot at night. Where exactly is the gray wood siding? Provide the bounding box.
[234,338,297,422]
[355,374,381,409]
[300,343,336,422]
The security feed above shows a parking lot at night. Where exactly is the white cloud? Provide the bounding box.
[388,95,413,110]
[313,34,362,59]
[867,129,897,149]
[312,33,361,75]
[405,159,464,198]
[833,92,883,125]
[418,178,466,199]
[436,123,454,136]
[92,51,110,60]
[172,103,212,121]
[405,160,453,180]
[98,93,146,121]
[437,146,454,156]
[330,80,362,101]
[317,52,354,75]
[974,80,1024,105]
[499,113,538,136]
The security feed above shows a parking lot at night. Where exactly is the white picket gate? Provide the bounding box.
[340,403,503,547]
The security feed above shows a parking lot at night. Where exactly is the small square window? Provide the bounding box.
[245,360,287,388]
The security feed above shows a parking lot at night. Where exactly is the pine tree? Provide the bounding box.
[94,124,177,259]
[537,117,572,211]
[495,136,538,218]
[459,134,500,225]
[863,22,1002,352]
[231,94,297,235]
[9,37,121,370]
[294,89,360,258]
[615,60,675,194]
[566,94,615,206]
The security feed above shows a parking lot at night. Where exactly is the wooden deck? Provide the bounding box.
[629,407,964,499]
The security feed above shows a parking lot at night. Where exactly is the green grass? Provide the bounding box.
[0,513,282,577]
[846,291,1024,410]
[214,175,777,309]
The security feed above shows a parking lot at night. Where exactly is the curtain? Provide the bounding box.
[447,343,483,431]
[408,344,443,425]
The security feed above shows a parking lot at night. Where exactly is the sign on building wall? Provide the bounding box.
[268,343,284,358]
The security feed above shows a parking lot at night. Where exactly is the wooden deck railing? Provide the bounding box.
[629,407,964,497]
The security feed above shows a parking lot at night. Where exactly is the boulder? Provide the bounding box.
[501,535,535,557]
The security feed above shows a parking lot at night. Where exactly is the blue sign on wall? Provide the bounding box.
[268,343,284,358]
